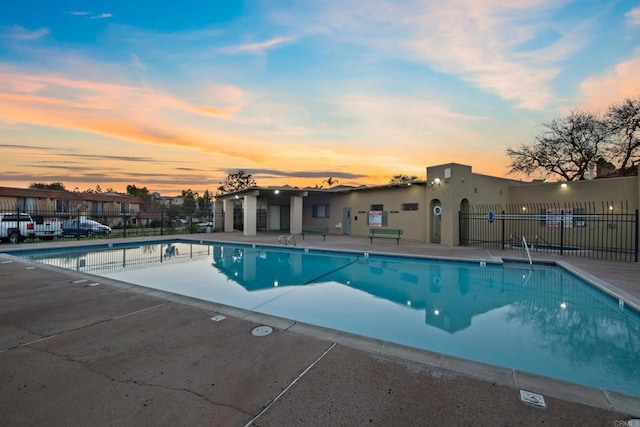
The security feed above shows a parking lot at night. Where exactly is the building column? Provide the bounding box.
[211,200,221,230]
[243,195,257,236]
[223,199,234,232]
[290,196,303,234]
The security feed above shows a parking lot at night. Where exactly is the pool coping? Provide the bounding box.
[3,237,640,416]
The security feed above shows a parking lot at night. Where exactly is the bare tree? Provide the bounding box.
[605,96,640,176]
[507,110,607,180]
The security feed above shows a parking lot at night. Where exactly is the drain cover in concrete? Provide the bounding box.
[211,315,226,322]
[520,390,546,408]
[251,326,273,337]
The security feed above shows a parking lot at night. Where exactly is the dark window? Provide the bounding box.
[370,204,384,211]
[312,204,330,218]
[402,203,419,211]
[55,200,70,214]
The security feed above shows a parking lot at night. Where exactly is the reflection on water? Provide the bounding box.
[15,242,640,397]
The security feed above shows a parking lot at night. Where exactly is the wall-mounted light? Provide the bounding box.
[274,190,280,194]
[522,206,527,212]
[560,302,567,310]
[560,183,567,188]
[609,205,614,212]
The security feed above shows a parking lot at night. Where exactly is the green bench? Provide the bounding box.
[301,226,329,240]
[369,228,403,245]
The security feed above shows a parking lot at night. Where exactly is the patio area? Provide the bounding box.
[1,232,639,425]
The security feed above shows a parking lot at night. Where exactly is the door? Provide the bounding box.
[280,206,290,230]
[268,206,280,230]
[342,207,351,235]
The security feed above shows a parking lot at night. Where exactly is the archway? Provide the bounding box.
[460,198,470,245]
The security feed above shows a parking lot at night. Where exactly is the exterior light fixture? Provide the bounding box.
[433,309,440,316]
[560,302,567,310]
[274,190,280,194]
[561,183,567,188]
[235,195,239,199]
[609,205,614,211]
[522,206,527,212]
[434,178,441,185]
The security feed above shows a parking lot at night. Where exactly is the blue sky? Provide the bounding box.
[1,0,639,194]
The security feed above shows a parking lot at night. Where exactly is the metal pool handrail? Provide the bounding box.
[522,236,532,265]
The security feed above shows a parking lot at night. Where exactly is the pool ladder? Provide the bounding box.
[278,235,296,246]
[510,234,532,265]
[521,236,532,265]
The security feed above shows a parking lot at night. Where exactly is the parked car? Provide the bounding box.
[0,212,35,243]
[62,219,111,237]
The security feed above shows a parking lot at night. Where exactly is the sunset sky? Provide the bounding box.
[1,1,639,195]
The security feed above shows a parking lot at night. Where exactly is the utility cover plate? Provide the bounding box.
[520,390,546,408]
[211,315,226,322]
[251,326,273,337]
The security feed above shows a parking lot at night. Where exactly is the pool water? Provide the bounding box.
[13,240,640,397]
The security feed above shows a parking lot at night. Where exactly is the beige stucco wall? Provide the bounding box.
[426,164,521,245]
[506,175,639,211]
[425,163,639,246]
[303,185,427,241]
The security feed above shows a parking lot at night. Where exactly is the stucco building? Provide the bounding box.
[214,162,639,252]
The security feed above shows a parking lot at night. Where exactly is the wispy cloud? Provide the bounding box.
[627,7,640,26]
[63,11,92,16]
[265,0,589,110]
[90,13,114,20]
[219,36,294,54]
[0,25,49,41]
[64,11,113,20]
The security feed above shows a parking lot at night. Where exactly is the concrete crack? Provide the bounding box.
[27,345,251,416]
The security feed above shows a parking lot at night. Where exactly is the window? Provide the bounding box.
[370,204,384,211]
[121,203,131,214]
[92,201,104,215]
[55,199,70,214]
[402,203,419,211]
[312,204,330,218]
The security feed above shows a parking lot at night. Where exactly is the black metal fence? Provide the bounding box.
[0,201,224,243]
[460,201,639,262]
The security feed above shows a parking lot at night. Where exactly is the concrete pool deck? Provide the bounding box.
[1,232,639,425]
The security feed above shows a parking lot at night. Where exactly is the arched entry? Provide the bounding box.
[430,199,442,243]
[460,198,470,245]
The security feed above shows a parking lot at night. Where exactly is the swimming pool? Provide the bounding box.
[10,240,640,398]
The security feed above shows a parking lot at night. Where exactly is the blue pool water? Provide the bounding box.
[11,240,640,397]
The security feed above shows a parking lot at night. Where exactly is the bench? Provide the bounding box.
[369,228,403,245]
[301,226,329,240]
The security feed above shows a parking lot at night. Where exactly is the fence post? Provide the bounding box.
[635,209,639,263]
[160,208,164,236]
[501,210,505,250]
[560,209,565,256]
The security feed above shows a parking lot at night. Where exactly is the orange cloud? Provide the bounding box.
[578,52,640,110]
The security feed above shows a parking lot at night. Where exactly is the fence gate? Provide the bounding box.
[459,202,639,262]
